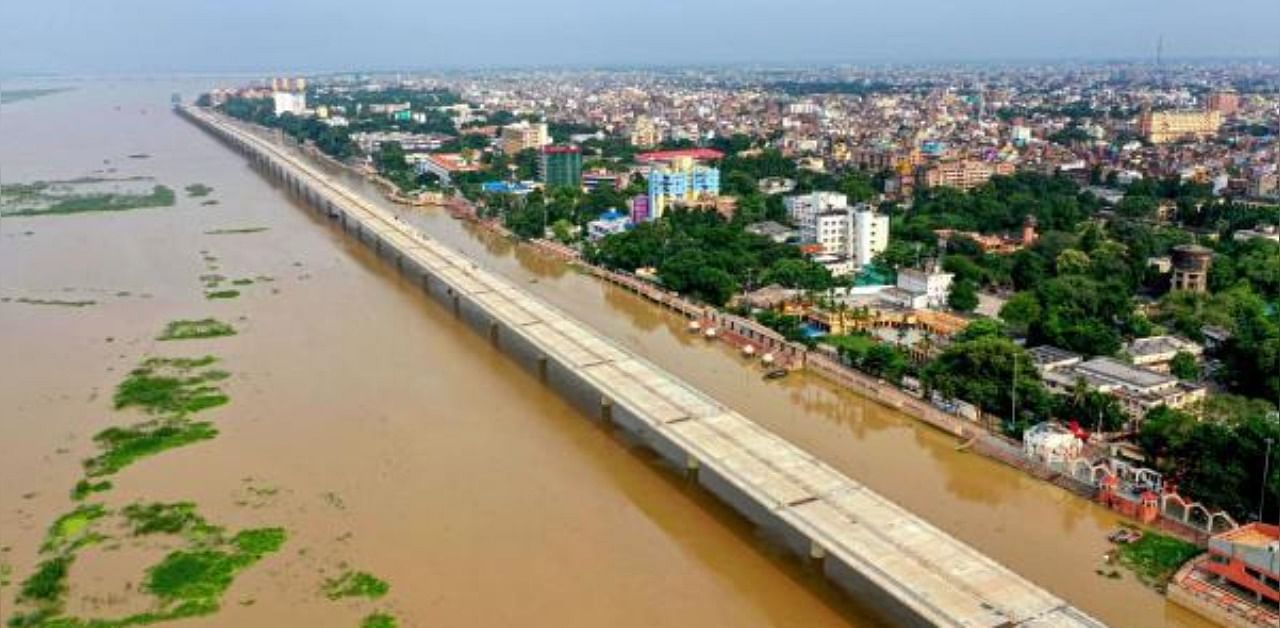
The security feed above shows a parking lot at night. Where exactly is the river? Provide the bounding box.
[0,79,1208,627]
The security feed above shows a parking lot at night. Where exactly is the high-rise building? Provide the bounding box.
[1138,110,1222,144]
[1207,90,1241,116]
[271,77,307,116]
[501,121,549,154]
[539,145,582,189]
[646,157,720,219]
[629,117,661,148]
[789,191,889,268]
[785,191,848,230]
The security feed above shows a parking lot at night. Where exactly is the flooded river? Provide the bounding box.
[1,80,1208,627]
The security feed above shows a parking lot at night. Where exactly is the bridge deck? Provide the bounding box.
[185,107,1105,628]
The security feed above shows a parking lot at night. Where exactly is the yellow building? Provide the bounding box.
[500,121,549,154]
[1139,110,1222,144]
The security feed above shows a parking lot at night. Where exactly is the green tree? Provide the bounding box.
[1169,351,1200,381]
[948,280,979,313]
[999,292,1041,337]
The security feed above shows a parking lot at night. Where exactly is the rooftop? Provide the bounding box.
[1076,357,1174,390]
[1028,345,1083,368]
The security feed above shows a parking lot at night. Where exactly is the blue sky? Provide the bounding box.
[2,0,1278,74]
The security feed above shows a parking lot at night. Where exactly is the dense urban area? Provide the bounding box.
[198,63,1280,624]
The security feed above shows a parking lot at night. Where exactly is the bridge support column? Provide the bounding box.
[600,397,613,422]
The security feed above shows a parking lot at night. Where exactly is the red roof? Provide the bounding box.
[637,148,724,163]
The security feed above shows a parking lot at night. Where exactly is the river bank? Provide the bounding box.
[232,113,1215,627]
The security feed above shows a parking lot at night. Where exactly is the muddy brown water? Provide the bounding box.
[0,80,1209,627]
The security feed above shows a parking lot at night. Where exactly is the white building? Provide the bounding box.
[785,191,848,228]
[852,208,890,267]
[272,90,307,117]
[587,210,632,241]
[894,268,954,309]
[804,205,889,268]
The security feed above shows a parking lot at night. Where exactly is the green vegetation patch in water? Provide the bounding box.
[362,612,399,628]
[17,555,72,605]
[69,479,113,502]
[204,289,240,300]
[157,319,236,341]
[323,570,390,600]
[1116,530,1203,588]
[143,527,285,616]
[122,502,222,540]
[184,184,213,198]
[84,419,218,477]
[41,504,109,554]
[112,356,229,416]
[2,185,176,218]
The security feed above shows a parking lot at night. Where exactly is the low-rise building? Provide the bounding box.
[892,268,954,310]
[586,209,631,240]
[919,160,1014,191]
[745,221,797,244]
[416,153,483,185]
[1034,350,1207,421]
[1169,523,1279,627]
[1125,336,1203,373]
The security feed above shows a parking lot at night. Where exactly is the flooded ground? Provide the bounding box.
[0,81,873,627]
[1,80,1209,627]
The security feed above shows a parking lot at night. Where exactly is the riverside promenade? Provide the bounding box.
[182,105,1106,628]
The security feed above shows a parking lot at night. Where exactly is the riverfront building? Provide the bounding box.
[539,145,583,189]
[1032,349,1207,422]
[646,157,720,218]
[1170,523,1280,626]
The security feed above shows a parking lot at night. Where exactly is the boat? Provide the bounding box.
[687,320,701,333]
[1107,528,1144,544]
[703,327,718,339]
[741,345,756,358]
[763,368,789,380]
[760,353,775,365]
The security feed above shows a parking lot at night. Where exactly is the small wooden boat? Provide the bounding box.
[742,345,756,358]
[761,353,775,365]
[688,320,701,333]
[703,327,718,339]
[763,368,788,380]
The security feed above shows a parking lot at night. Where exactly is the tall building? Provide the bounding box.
[539,145,582,189]
[785,191,848,229]
[1206,90,1241,116]
[501,121,549,154]
[646,157,720,219]
[794,196,889,268]
[919,160,1014,191]
[629,117,661,148]
[1138,110,1222,144]
[271,77,307,117]
[1170,244,1213,293]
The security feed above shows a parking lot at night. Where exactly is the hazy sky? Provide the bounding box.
[3,0,1279,74]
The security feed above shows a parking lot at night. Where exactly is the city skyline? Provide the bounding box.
[2,0,1279,74]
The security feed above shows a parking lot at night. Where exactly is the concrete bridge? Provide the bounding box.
[180,106,1106,628]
